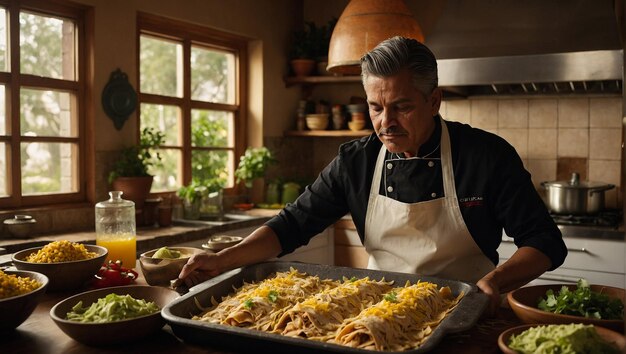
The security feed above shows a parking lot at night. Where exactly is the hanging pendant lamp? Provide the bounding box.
[327,0,424,75]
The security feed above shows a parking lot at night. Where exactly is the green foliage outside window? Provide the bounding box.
[140,34,235,192]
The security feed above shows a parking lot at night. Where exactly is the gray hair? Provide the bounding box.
[360,36,438,96]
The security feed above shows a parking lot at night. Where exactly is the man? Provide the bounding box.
[178,36,567,315]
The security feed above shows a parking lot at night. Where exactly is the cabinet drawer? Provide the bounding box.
[500,236,624,274]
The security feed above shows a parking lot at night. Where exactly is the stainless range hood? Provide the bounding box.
[438,50,623,96]
[412,0,624,97]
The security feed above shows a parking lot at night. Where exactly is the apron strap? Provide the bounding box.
[439,118,457,199]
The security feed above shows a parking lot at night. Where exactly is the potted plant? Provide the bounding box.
[177,182,205,220]
[178,177,226,220]
[108,127,165,210]
[290,22,317,77]
[235,147,276,189]
[311,18,337,76]
[290,19,337,77]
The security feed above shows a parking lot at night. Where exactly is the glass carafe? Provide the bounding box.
[95,191,137,268]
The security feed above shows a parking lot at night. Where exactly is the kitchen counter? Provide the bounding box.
[557,224,624,241]
[2,262,523,354]
[0,209,278,255]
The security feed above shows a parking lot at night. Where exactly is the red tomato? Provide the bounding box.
[91,260,138,289]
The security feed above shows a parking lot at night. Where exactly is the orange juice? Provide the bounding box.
[96,233,137,268]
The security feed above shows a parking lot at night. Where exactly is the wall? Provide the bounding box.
[442,96,623,207]
[295,95,623,210]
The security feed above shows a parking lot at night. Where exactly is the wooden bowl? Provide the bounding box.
[507,284,625,332]
[12,244,108,291]
[50,285,179,346]
[0,270,49,331]
[139,247,204,286]
[498,324,626,354]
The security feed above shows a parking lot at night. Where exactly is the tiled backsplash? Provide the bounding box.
[442,96,623,208]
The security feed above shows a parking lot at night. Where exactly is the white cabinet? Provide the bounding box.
[498,235,625,288]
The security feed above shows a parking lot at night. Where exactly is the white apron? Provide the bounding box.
[364,118,494,283]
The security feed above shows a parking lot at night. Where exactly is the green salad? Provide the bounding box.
[66,293,160,323]
[537,279,623,320]
[508,323,620,354]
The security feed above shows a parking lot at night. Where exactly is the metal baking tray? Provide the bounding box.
[162,261,488,353]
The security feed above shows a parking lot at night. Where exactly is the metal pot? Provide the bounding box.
[541,173,615,214]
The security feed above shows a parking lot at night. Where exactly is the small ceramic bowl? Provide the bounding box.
[306,113,329,130]
[507,284,625,332]
[139,247,205,286]
[348,120,366,131]
[202,235,243,252]
[0,270,49,331]
[3,215,37,238]
[346,103,367,113]
[50,285,179,346]
[12,244,108,291]
[498,323,626,354]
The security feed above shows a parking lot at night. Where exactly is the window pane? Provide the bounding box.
[191,109,233,148]
[140,103,180,146]
[0,143,6,196]
[0,85,5,135]
[21,142,77,195]
[140,35,182,97]
[21,88,75,137]
[151,148,181,192]
[20,12,75,80]
[0,8,7,72]
[191,46,235,104]
[191,149,233,188]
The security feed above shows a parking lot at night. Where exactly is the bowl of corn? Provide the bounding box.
[0,269,49,331]
[12,240,107,291]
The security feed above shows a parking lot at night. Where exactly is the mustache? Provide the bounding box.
[378,127,408,136]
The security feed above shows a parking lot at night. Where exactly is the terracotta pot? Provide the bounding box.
[111,176,154,210]
[290,59,315,77]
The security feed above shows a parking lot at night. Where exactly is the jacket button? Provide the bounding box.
[387,186,394,193]
[428,161,435,167]
[431,192,437,198]
[386,163,393,170]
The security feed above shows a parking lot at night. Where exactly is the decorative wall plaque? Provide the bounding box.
[102,68,137,130]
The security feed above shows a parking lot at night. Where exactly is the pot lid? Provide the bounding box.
[542,172,614,189]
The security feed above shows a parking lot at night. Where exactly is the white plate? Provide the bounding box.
[201,235,243,251]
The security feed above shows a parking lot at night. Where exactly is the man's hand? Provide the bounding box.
[176,252,222,288]
[476,247,552,317]
[476,276,501,317]
[174,226,284,289]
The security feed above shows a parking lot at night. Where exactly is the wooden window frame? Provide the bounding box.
[137,12,248,196]
[0,0,93,209]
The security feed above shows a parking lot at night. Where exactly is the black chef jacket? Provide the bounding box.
[266,116,567,270]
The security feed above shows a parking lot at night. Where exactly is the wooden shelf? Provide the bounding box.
[285,129,373,137]
[284,75,361,87]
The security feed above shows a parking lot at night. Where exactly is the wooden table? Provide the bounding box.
[2,266,521,354]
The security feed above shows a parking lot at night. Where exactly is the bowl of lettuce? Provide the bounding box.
[498,323,625,354]
[507,280,624,332]
[50,285,179,345]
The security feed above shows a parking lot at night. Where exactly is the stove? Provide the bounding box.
[550,209,622,229]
